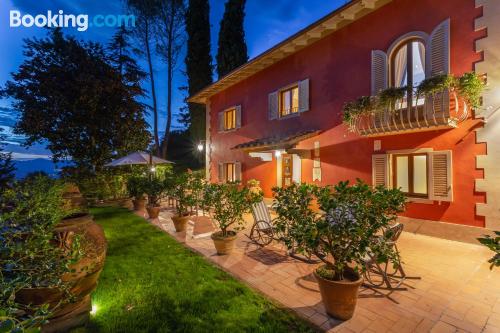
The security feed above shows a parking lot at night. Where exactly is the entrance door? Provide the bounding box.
[282,154,293,187]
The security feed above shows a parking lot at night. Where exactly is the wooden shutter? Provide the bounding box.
[235,161,242,182]
[298,78,310,112]
[218,162,224,183]
[429,151,453,201]
[426,19,450,77]
[268,91,278,120]
[235,105,242,128]
[371,50,388,95]
[218,112,224,132]
[372,154,390,187]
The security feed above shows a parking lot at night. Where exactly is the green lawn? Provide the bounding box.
[82,207,317,333]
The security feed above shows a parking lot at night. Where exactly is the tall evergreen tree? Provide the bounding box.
[3,29,150,172]
[216,0,248,78]
[185,0,212,151]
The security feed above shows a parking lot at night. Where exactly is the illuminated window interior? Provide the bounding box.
[394,153,428,197]
[224,108,236,130]
[279,86,299,117]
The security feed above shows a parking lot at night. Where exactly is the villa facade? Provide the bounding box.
[189,0,500,239]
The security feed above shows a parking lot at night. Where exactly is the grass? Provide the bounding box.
[82,207,317,333]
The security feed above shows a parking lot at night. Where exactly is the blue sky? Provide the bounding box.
[0,0,346,160]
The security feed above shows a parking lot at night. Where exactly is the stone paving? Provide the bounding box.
[146,208,500,333]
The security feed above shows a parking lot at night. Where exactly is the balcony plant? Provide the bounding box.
[142,177,165,219]
[127,175,147,211]
[203,182,262,255]
[298,180,406,320]
[342,96,376,131]
[377,86,407,112]
[168,172,199,232]
[478,231,500,269]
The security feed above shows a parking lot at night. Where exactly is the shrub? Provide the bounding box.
[141,177,166,207]
[127,175,146,199]
[167,172,202,217]
[478,231,500,270]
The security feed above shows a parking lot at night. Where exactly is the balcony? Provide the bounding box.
[350,90,469,137]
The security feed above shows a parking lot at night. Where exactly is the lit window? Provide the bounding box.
[224,108,236,130]
[224,163,235,182]
[279,86,299,117]
[392,39,426,107]
[393,153,428,197]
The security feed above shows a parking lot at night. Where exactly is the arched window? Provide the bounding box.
[391,39,426,106]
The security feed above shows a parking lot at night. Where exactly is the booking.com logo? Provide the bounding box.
[9,10,136,32]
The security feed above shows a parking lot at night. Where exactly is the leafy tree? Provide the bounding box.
[185,0,213,149]
[216,0,248,78]
[0,129,15,192]
[156,0,186,159]
[2,29,150,172]
[127,0,161,156]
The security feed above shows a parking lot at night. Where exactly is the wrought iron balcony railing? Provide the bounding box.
[351,90,469,137]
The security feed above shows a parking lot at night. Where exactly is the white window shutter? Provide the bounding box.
[268,91,278,120]
[371,50,388,96]
[372,154,390,187]
[235,105,242,128]
[429,151,453,202]
[426,19,450,77]
[235,161,242,182]
[218,112,224,132]
[218,162,224,183]
[298,78,310,112]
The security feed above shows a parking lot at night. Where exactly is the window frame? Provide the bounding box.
[224,162,235,182]
[392,152,429,198]
[223,108,236,131]
[390,38,426,109]
[278,84,299,118]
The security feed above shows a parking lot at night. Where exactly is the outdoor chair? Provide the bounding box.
[248,200,275,246]
[363,222,418,290]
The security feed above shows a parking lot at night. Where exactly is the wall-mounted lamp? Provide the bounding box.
[197,143,204,152]
[274,150,282,158]
[150,166,156,172]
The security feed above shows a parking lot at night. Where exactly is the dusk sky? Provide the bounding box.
[0,0,346,162]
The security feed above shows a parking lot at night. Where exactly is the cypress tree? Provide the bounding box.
[216,0,248,78]
[185,0,213,149]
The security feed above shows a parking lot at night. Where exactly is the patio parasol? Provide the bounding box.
[105,151,174,167]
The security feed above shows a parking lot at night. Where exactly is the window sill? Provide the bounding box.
[407,197,433,204]
[220,128,238,133]
[278,113,300,120]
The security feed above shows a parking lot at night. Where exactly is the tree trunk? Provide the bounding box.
[160,9,175,159]
[145,23,160,156]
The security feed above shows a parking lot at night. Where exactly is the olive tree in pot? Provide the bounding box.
[203,182,261,255]
[127,176,146,211]
[168,172,197,232]
[142,177,165,219]
[299,180,406,320]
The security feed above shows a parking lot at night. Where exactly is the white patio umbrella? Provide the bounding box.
[105,151,173,167]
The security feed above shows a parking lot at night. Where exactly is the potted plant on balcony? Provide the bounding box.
[168,172,198,232]
[127,175,146,211]
[342,96,376,132]
[203,182,261,255]
[142,177,165,219]
[299,180,406,320]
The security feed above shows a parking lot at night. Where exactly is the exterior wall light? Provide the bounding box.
[197,143,204,152]
[274,150,282,158]
[150,166,156,172]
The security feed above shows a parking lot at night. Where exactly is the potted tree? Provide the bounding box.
[127,176,146,211]
[168,172,196,232]
[297,180,406,320]
[142,177,165,219]
[203,182,261,255]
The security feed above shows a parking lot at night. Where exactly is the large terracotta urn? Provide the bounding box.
[16,185,107,332]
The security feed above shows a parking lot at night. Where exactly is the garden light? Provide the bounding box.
[90,304,98,316]
[150,166,156,172]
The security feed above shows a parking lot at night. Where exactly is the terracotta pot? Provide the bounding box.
[146,205,161,219]
[211,231,237,255]
[172,215,190,232]
[133,198,147,211]
[314,268,363,320]
[16,212,107,332]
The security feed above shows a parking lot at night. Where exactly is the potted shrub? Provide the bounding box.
[247,179,262,195]
[298,180,406,320]
[142,177,165,219]
[168,172,197,232]
[203,182,261,255]
[127,176,147,211]
[1,176,107,332]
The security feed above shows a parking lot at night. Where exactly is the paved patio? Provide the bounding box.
[148,209,500,333]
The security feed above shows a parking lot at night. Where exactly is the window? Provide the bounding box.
[393,153,428,197]
[224,163,235,182]
[391,39,426,107]
[279,85,299,117]
[224,108,236,130]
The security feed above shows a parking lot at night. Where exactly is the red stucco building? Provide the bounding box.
[189,0,500,242]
